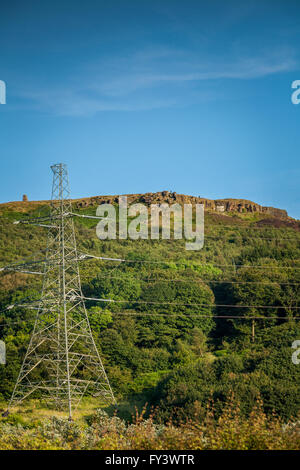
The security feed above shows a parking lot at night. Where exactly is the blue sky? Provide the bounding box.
[0,0,299,218]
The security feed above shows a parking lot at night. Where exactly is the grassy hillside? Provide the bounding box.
[0,197,299,449]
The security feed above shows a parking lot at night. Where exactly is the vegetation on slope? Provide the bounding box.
[0,200,299,442]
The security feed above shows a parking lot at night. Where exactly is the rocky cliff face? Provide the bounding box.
[0,191,289,219]
[73,191,288,219]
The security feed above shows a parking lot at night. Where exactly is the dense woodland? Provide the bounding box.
[0,200,299,448]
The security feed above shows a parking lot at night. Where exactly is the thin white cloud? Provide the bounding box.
[94,47,295,96]
[15,47,297,116]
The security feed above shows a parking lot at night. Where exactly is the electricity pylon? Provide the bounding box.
[4,163,116,420]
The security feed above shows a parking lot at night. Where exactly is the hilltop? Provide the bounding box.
[0,192,298,225]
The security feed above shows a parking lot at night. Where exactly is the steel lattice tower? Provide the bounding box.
[5,163,116,419]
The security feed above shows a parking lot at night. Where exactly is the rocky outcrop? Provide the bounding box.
[0,192,289,219]
[73,192,288,219]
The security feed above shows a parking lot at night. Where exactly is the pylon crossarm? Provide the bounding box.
[0,259,46,275]
[69,212,109,220]
[0,300,43,318]
[13,213,69,225]
[0,268,44,275]
[77,253,125,263]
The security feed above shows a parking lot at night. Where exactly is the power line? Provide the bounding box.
[1,241,299,276]
[3,256,299,278]
[1,312,299,329]
[13,210,300,241]
[81,253,300,270]
[107,312,300,320]
[87,273,300,286]
[1,299,298,332]
[82,295,300,310]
